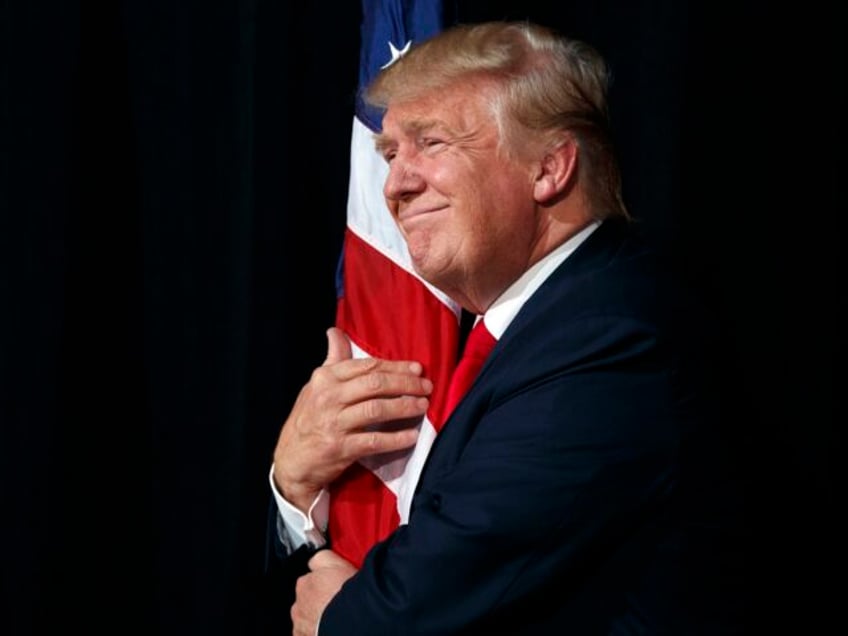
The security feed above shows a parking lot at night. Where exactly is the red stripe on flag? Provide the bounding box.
[327,463,400,568]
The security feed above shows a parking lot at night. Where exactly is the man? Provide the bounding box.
[270,21,747,634]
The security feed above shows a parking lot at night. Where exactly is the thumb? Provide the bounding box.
[323,327,353,365]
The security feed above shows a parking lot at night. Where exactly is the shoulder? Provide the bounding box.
[521,220,698,333]
[488,219,719,391]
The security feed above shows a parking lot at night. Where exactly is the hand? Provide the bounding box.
[273,327,432,512]
[291,549,357,636]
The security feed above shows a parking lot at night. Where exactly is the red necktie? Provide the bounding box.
[441,318,497,425]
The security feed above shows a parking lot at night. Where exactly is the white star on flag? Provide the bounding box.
[381,40,411,69]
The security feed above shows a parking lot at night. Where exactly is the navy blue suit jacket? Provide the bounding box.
[314,220,748,634]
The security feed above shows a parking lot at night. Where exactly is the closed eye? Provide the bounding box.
[419,137,445,151]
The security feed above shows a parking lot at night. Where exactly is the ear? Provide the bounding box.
[533,138,578,204]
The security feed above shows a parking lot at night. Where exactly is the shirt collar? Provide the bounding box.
[481,220,601,339]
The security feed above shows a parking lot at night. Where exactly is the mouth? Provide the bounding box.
[397,204,448,225]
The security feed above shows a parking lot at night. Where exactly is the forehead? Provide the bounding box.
[381,81,493,136]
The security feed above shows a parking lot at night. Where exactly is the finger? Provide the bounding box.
[329,355,426,383]
[323,327,353,365]
[343,424,420,459]
[337,393,431,431]
[342,369,433,403]
[307,366,432,423]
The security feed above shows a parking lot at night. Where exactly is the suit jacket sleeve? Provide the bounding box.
[319,310,688,634]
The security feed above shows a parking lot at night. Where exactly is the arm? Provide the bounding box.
[317,317,687,634]
[263,327,434,630]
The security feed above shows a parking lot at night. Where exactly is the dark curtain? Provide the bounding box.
[2,1,842,634]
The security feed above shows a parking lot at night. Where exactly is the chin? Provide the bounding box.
[407,240,452,284]
[405,241,429,270]
[409,258,437,285]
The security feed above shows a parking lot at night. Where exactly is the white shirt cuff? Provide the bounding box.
[268,464,329,550]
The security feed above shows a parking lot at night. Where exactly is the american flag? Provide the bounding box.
[328,0,461,569]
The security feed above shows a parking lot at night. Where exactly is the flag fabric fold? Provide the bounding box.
[329,0,460,568]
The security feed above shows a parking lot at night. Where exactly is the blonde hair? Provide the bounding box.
[365,21,629,221]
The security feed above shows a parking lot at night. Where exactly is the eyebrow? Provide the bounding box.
[374,119,443,153]
[373,132,394,155]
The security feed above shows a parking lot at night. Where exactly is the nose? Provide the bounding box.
[383,155,425,204]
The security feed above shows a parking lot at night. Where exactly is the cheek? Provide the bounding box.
[427,162,456,193]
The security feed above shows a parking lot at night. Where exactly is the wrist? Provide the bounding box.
[274,466,320,513]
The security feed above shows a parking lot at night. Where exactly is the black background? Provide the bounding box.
[2,1,842,633]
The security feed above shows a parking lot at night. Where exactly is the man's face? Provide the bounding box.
[375,81,539,309]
